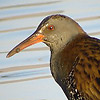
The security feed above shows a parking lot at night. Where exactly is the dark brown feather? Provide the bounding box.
[74,36,100,100]
[51,34,100,100]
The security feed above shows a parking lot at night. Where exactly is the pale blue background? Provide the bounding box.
[0,0,100,100]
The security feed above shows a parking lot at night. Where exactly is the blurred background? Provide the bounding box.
[0,0,100,100]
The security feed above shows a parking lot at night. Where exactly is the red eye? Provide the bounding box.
[48,25,55,30]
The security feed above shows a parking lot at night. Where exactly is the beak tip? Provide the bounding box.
[6,51,14,58]
[6,54,10,58]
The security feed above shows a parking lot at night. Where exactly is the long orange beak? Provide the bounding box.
[6,32,44,58]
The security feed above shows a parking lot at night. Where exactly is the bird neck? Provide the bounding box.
[50,33,89,82]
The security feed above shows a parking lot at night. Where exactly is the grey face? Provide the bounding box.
[36,15,83,48]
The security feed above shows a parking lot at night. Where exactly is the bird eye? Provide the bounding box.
[48,25,55,30]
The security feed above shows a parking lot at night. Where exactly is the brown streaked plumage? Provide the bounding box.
[7,14,100,100]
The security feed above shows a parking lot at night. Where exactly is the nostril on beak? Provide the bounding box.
[16,48,20,53]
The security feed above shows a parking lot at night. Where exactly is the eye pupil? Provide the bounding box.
[50,27,53,29]
[48,25,55,30]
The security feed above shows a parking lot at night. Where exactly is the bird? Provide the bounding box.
[7,14,100,100]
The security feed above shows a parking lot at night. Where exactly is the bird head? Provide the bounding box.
[7,14,85,58]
